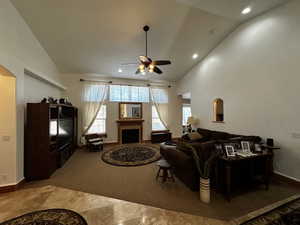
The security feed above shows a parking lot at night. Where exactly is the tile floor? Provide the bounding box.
[0,185,227,225]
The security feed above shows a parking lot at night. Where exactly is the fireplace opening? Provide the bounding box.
[122,129,140,144]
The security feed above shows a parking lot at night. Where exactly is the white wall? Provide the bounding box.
[24,75,62,104]
[0,0,63,186]
[62,73,182,143]
[177,0,300,181]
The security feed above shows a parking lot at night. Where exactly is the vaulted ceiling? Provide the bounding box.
[11,0,288,81]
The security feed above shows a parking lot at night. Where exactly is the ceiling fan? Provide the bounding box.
[121,25,171,75]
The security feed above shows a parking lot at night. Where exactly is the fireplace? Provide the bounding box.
[122,129,140,144]
[117,119,144,144]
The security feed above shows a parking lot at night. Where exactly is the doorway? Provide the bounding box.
[0,65,17,185]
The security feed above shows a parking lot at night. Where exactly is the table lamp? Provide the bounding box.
[187,116,198,132]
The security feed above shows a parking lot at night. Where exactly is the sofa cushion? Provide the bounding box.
[197,128,212,139]
[210,131,231,140]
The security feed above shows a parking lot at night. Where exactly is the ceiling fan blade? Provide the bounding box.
[153,60,171,66]
[153,66,163,74]
[139,55,152,64]
[135,69,141,74]
[121,62,139,66]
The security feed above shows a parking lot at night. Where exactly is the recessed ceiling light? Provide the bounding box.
[192,53,198,59]
[242,7,251,15]
[118,68,122,73]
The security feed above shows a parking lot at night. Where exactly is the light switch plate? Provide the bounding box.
[2,136,10,141]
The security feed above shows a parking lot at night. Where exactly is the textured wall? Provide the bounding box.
[178,1,300,181]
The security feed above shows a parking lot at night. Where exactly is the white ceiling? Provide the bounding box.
[11,0,288,81]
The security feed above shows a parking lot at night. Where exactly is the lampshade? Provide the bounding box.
[187,116,198,125]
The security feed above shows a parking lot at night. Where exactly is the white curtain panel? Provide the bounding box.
[150,87,169,130]
[81,82,108,136]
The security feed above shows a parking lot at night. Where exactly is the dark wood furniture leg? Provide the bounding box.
[265,157,271,190]
[162,168,168,183]
[226,164,231,202]
[156,168,161,180]
[169,168,175,182]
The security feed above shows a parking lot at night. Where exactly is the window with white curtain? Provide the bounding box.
[84,84,107,102]
[152,105,166,131]
[109,85,149,102]
[151,88,169,103]
[182,105,191,125]
[87,105,107,134]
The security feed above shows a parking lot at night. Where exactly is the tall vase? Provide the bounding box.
[200,177,210,203]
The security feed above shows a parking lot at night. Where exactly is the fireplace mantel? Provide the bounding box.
[117,119,144,124]
[116,119,144,144]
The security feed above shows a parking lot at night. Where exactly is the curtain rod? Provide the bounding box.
[79,78,172,88]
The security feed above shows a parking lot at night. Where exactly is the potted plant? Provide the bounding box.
[189,145,220,203]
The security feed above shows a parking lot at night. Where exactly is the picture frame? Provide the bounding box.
[225,145,236,157]
[241,141,251,153]
[255,144,262,152]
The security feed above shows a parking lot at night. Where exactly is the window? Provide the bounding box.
[88,105,107,134]
[182,105,191,125]
[152,105,166,131]
[110,85,149,102]
[151,88,168,103]
[84,84,107,102]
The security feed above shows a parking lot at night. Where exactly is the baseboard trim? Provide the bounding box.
[273,171,300,188]
[0,179,25,193]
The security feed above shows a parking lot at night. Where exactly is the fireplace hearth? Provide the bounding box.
[122,129,140,144]
[117,119,144,144]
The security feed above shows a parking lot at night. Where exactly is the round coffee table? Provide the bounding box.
[156,159,175,183]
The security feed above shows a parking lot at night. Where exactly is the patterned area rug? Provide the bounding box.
[102,144,161,166]
[1,209,87,225]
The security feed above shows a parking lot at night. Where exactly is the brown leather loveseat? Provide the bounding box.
[160,128,262,191]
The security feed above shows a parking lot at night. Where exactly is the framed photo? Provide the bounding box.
[225,145,236,157]
[241,141,251,152]
[255,144,262,152]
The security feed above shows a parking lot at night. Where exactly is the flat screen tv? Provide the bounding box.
[57,119,73,149]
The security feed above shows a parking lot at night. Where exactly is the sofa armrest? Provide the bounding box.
[160,147,195,169]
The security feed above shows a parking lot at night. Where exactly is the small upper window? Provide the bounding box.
[213,98,224,122]
[182,105,191,126]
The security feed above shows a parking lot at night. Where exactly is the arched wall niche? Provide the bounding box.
[213,98,224,122]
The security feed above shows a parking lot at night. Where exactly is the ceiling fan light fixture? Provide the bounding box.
[139,64,145,70]
[242,7,251,15]
[149,64,155,69]
[149,68,154,73]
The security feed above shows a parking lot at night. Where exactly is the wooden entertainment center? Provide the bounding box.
[25,103,78,180]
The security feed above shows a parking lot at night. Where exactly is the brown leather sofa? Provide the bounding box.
[160,128,262,191]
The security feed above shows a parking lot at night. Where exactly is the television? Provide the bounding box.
[57,119,73,149]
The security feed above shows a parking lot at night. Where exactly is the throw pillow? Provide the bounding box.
[188,132,203,141]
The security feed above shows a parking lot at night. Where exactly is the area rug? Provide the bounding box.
[101,144,161,166]
[1,209,87,225]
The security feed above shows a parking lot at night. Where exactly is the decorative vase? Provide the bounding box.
[200,177,210,203]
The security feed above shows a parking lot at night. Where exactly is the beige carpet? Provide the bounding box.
[25,146,300,220]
